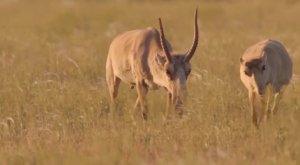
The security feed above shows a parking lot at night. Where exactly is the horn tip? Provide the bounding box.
[158,18,162,23]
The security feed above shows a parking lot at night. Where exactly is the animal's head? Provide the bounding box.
[240,51,269,95]
[155,7,199,107]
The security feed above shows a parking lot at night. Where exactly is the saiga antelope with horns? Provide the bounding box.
[239,39,293,127]
[106,8,199,120]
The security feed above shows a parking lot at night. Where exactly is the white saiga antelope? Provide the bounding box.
[239,39,293,127]
[106,8,199,120]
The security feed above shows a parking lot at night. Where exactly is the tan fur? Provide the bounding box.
[106,8,199,120]
[239,39,293,127]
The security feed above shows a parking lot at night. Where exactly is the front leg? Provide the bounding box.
[165,92,172,117]
[176,90,187,117]
[248,90,258,127]
[136,80,148,120]
[259,94,269,124]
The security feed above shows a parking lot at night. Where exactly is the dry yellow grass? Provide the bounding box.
[0,0,299,164]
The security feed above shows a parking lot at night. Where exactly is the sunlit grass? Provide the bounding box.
[0,0,299,164]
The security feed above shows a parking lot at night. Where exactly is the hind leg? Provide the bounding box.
[130,97,140,122]
[270,85,287,116]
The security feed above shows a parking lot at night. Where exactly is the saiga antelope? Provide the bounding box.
[239,39,293,127]
[106,8,199,120]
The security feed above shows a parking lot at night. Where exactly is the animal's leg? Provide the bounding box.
[270,85,287,116]
[259,94,269,124]
[136,81,148,120]
[271,93,280,115]
[170,94,178,118]
[165,92,172,117]
[129,97,141,125]
[175,96,184,118]
[130,97,140,121]
[106,74,121,117]
[176,89,187,117]
[248,90,258,127]
[258,85,271,123]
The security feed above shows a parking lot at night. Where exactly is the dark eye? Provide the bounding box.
[262,65,265,70]
[244,70,249,76]
[188,69,191,74]
[166,70,171,75]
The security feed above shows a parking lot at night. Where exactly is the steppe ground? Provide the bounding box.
[0,0,299,164]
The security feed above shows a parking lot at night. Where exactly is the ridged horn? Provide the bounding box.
[158,18,173,63]
[185,7,199,62]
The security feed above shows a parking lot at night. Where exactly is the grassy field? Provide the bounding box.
[0,0,299,164]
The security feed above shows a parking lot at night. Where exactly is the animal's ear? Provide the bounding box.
[239,57,244,64]
[260,51,267,62]
[155,54,166,66]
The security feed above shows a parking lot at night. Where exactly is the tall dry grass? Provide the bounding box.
[0,0,299,164]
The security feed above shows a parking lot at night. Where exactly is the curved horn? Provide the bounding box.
[185,7,199,62]
[158,18,173,63]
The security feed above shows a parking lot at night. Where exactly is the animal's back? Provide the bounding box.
[243,39,293,85]
[106,27,163,84]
